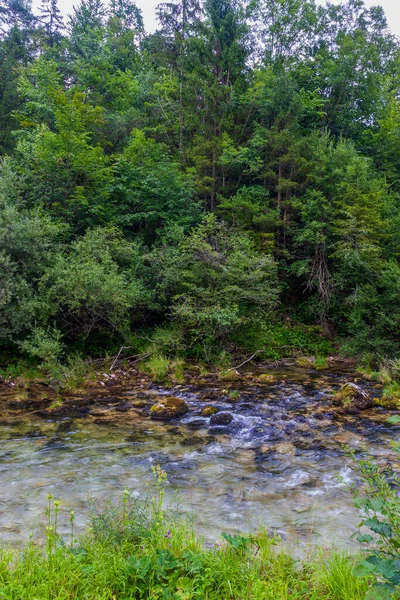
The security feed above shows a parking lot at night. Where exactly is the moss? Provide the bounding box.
[375,382,400,409]
[255,374,276,384]
[295,356,315,368]
[333,383,373,411]
[219,369,242,381]
[201,406,219,417]
[150,397,189,420]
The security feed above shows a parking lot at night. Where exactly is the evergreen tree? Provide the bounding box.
[0,0,34,33]
[39,0,64,46]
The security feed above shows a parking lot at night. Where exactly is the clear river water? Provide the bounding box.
[0,367,399,551]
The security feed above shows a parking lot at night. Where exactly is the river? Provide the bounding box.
[0,367,398,551]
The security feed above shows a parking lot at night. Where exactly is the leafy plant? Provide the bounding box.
[351,445,400,598]
[19,326,64,373]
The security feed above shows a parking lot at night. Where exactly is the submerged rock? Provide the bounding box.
[333,383,373,412]
[150,397,189,420]
[275,442,296,456]
[210,412,233,426]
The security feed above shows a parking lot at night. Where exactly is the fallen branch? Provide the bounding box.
[110,346,135,371]
[129,353,151,366]
[226,350,262,373]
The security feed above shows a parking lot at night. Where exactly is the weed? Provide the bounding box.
[142,353,170,383]
[315,354,329,370]
[169,359,186,384]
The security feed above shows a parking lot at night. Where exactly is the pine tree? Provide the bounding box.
[0,0,34,34]
[156,0,201,166]
[68,0,106,60]
[39,0,64,46]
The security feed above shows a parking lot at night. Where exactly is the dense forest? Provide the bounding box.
[1,0,400,372]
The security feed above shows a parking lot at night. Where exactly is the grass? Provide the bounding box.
[0,468,374,600]
[141,353,171,383]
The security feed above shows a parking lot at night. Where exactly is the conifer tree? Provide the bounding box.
[39,0,64,46]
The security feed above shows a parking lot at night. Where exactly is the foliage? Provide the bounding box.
[19,326,64,370]
[149,214,279,358]
[43,227,149,342]
[142,353,170,383]
[351,447,400,599]
[0,195,64,344]
[1,0,400,366]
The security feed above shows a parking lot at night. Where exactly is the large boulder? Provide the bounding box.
[333,383,373,412]
[150,397,189,420]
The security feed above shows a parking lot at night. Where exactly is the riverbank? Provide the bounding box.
[0,480,371,600]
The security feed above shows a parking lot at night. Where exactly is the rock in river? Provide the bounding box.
[333,383,373,412]
[210,412,233,426]
[201,406,219,417]
[150,397,189,420]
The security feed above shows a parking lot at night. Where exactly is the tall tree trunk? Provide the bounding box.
[211,119,217,211]
[178,0,187,169]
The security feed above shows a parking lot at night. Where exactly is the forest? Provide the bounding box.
[3,3,400,597]
[1,0,400,373]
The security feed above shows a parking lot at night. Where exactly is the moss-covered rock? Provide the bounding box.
[201,406,219,417]
[150,397,189,420]
[333,383,373,412]
[295,356,315,368]
[255,374,276,384]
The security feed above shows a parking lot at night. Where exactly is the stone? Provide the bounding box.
[201,406,219,417]
[210,412,233,426]
[275,442,296,456]
[295,356,315,368]
[150,397,189,420]
[132,400,149,408]
[333,383,373,412]
[255,374,276,384]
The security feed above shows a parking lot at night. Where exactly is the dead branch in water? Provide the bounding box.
[226,350,262,373]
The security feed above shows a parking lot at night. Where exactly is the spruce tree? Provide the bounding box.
[39,0,64,46]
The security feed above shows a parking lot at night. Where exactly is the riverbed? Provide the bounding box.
[0,367,398,550]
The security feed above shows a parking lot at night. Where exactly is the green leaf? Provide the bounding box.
[357,534,374,544]
[364,518,393,538]
[366,585,394,600]
[221,532,250,550]
[387,416,400,425]
[353,560,377,578]
[366,556,400,585]
[369,499,384,512]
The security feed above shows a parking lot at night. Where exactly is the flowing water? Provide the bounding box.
[0,367,399,550]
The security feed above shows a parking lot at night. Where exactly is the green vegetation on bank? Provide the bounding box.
[350,438,400,599]
[1,0,400,369]
[1,445,400,599]
[0,466,376,600]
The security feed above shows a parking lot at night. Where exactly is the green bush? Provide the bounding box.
[44,227,149,341]
[149,215,279,359]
